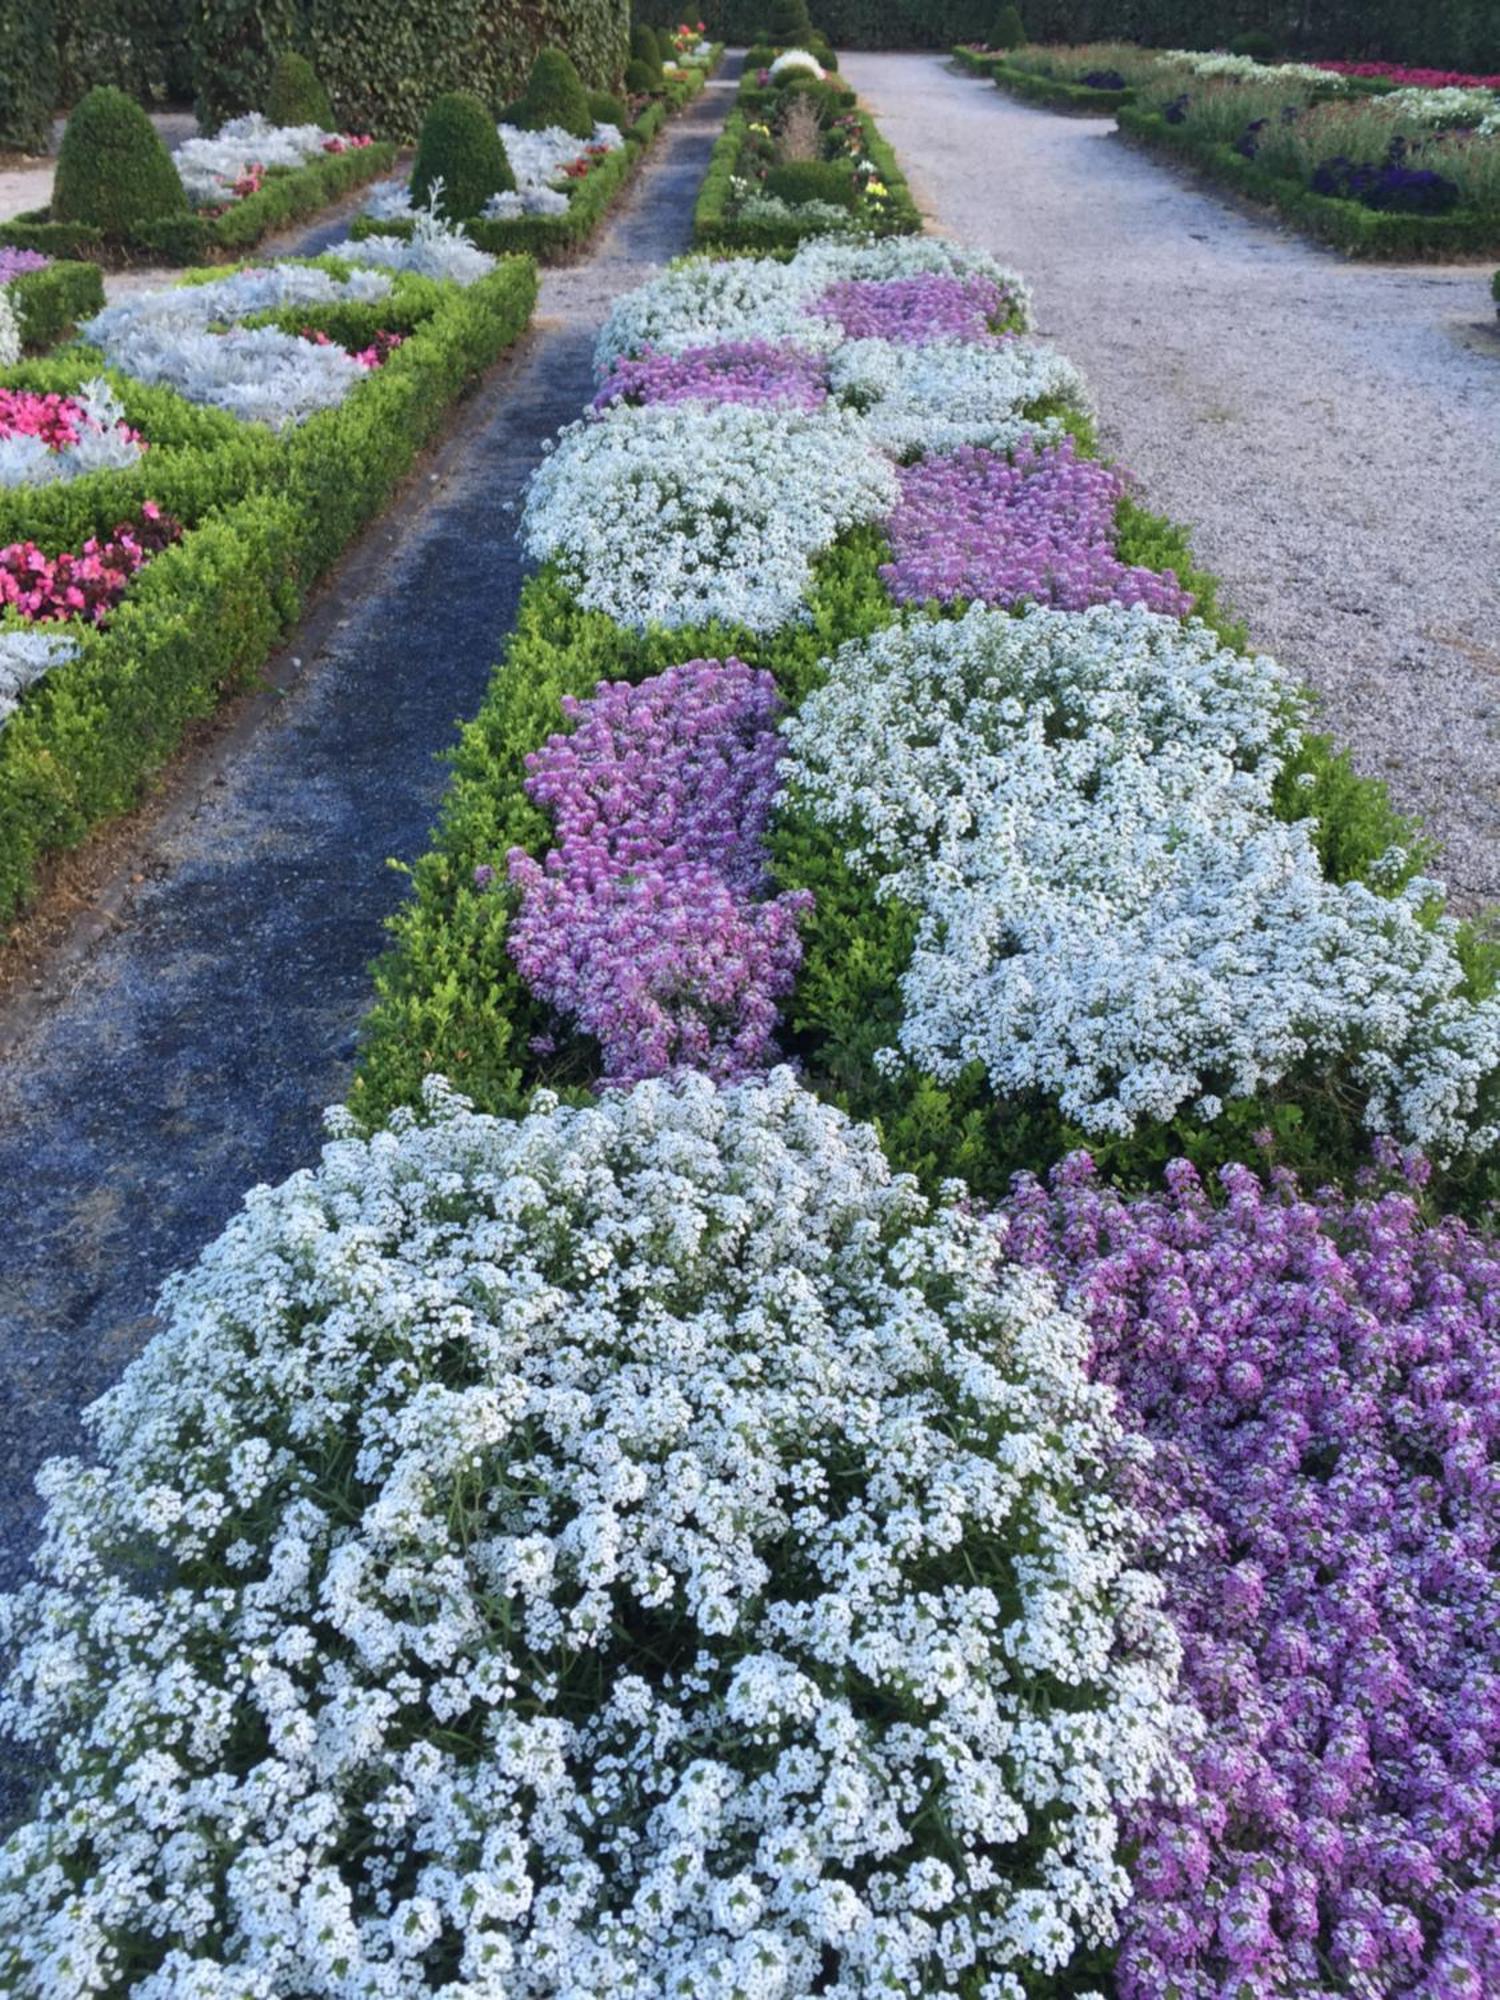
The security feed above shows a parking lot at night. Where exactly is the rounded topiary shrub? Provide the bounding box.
[745,41,777,67]
[765,158,858,208]
[51,85,187,236]
[265,50,334,128]
[512,46,594,139]
[589,88,628,128]
[990,3,1027,48]
[625,57,661,94]
[409,90,514,221]
[0,1069,1185,1996]
[769,0,814,41]
[808,31,839,69]
[631,23,664,74]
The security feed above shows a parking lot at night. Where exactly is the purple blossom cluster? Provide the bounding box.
[807,271,1017,344]
[592,340,829,413]
[880,437,1195,613]
[506,659,812,1083]
[1005,1151,1500,2000]
[0,248,50,286]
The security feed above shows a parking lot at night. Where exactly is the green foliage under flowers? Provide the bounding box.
[764,158,859,207]
[511,46,597,138]
[990,4,1026,47]
[0,251,537,924]
[4,258,103,352]
[410,91,515,220]
[264,49,334,127]
[51,87,186,236]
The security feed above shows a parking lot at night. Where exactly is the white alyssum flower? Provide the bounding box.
[521,399,898,633]
[827,334,1089,454]
[595,237,1034,370]
[769,48,826,81]
[174,114,340,205]
[0,378,145,487]
[0,627,81,727]
[0,1068,1190,1999]
[1159,50,1342,85]
[0,287,19,368]
[780,603,1500,1153]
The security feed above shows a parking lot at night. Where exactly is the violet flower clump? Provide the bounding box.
[591,339,829,413]
[0,248,50,285]
[1005,1150,1500,2000]
[807,270,1020,344]
[881,437,1194,613]
[506,659,811,1083]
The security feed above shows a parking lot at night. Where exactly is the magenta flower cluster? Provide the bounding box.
[591,340,829,413]
[880,437,1195,613]
[1006,1151,1500,2000]
[506,659,812,1083]
[807,271,1018,344]
[0,248,50,285]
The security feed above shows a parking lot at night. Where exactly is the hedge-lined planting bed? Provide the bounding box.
[351,51,722,264]
[3,89,1500,2000]
[952,42,1136,112]
[0,135,399,269]
[0,239,536,920]
[0,254,105,354]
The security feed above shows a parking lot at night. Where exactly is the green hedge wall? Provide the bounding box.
[699,0,1500,69]
[190,1,632,141]
[56,0,192,106]
[0,0,58,152]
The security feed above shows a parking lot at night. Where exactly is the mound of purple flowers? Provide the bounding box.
[880,437,1194,613]
[1006,1151,1500,2000]
[507,660,811,1084]
[1311,154,1461,214]
[0,248,50,285]
[807,270,1019,344]
[591,340,829,413]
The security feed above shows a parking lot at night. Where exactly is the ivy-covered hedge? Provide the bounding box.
[56,0,192,107]
[5,258,104,351]
[0,0,57,152]
[191,1,632,142]
[1117,102,1500,257]
[0,252,537,921]
[0,139,398,267]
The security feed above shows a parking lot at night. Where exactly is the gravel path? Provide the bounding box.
[0,62,737,1756]
[844,52,1500,911]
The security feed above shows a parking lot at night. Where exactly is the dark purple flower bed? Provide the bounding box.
[506,660,810,1084]
[591,340,829,413]
[1006,1153,1500,1999]
[880,437,1194,613]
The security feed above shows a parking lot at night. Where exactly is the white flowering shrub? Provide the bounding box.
[174,114,340,205]
[0,378,146,487]
[595,237,1034,370]
[781,604,1500,1153]
[769,48,826,80]
[522,400,898,633]
[0,287,20,368]
[0,1068,1189,1999]
[827,335,1088,454]
[0,626,80,727]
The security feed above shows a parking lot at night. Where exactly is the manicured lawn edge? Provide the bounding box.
[0,254,538,924]
[1118,104,1500,257]
[0,141,399,268]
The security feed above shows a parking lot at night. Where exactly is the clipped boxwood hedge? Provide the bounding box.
[1117,103,1500,258]
[981,58,1134,112]
[0,252,538,922]
[5,259,105,352]
[0,140,398,268]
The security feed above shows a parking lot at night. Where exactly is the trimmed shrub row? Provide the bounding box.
[4,258,103,352]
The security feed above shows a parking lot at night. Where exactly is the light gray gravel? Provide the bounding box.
[843,52,1500,912]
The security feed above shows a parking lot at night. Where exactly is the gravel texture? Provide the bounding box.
[843,52,1500,912]
[0,69,738,1819]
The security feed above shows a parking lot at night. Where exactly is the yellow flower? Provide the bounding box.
[865,179,888,197]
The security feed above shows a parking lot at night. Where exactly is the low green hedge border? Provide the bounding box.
[0,141,398,268]
[693,105,921,254]
[0,252,538,922]
[987,63,1134,114]
[1118,105,1500,258]
[6,260,105,353]
[346,59,723,266]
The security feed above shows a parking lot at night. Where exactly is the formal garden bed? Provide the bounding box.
[0,14,1498,1999]
[0,251,105,354]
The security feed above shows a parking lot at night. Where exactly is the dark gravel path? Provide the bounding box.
[0,66,736,1684]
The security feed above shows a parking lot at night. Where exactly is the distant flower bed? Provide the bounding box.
[175,113,373,211]
[1319,57,1500,90]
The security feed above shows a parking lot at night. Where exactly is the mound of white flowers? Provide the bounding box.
[781,604,1500,1152]
[0,1069,1189,2000]
[522,401,898,632]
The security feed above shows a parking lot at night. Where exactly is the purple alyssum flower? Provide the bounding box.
[591,340,829,413]
[506,659,811,1083]
[807,270,1020,344]
[880,436,1195,613]
[1005,1149,1500,2000]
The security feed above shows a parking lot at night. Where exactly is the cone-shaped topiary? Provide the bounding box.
[52,86,188,236]
[511,47,595,139]
[589,89,628,127]
[625,57,661,94]
[631,24,664,74]
[265,50,333,127]
[409,90,514,221]
[990,4,1026,48]
[769,0,814,42]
